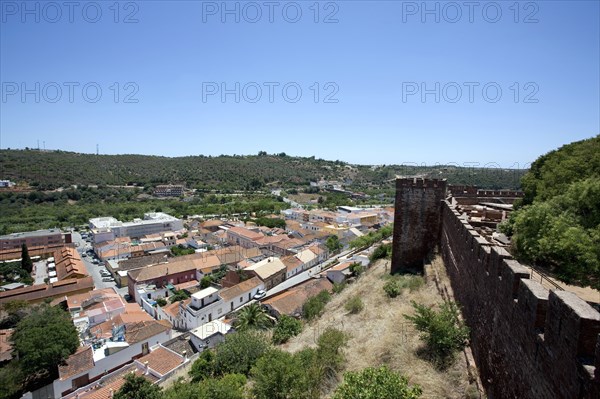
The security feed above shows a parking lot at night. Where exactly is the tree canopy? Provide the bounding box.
[11,305,79,376]
[114,374,162,399]
[333,366,423,399]
[502,135,600,289]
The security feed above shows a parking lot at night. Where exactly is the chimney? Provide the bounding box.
[109,389,114,398]
[144,361,149,374]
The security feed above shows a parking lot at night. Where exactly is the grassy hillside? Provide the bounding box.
[0,149,525,190]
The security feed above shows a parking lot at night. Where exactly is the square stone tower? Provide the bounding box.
[391,178,447,273]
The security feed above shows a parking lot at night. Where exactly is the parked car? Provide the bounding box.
[253,290,267,300]
[102,277,115,282]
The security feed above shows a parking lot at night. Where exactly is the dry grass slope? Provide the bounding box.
[283,257,472,399]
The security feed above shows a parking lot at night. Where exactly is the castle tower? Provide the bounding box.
[391,178,447,273]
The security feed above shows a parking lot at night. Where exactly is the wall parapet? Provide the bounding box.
[440,200,600,398]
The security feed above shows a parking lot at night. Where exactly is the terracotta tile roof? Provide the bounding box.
[59,346,94,380]
[118,254,167,272]
[308,244,326,256]
[245,257,287,281]
[255,235,289,246]
[0,277,94,304]
[219,277,263,302]
[227,227,264,241]
[125,320,172,344]
[282,256,303,272]
[56,247,88,280]
[137,346,184,377]
[78,364,157,399]
[0,329,13,362]
[263,278,333,317]
[202,220,225,228]
[273,238,306,250]
[162,299,190,319]
[67,287,121,311]
[329,261,354,272]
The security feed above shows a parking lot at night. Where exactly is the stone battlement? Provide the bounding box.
[440,200,600,398]
[397,177,447,190]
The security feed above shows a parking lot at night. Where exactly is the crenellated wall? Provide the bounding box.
[440,200,600,399]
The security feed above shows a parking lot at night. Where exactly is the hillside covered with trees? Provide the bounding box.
[501,135,600,290]
[0,149,525,191]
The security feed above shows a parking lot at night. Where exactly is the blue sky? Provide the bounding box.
[1,0,598,167]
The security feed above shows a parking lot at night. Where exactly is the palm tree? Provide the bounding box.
[234,303,272,331]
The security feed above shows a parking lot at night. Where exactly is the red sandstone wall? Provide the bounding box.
[440,201,600,398]
[391,178,447,273]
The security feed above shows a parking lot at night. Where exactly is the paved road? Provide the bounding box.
[271,190,303,209]
[73,232,124,293]
[266,249,353,297]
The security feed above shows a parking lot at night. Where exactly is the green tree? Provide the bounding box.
[272,315,303,344]
[404,301,469,368]
[11,305,79,376]
[251,349,306,399]
[333,366,423,399]
[326,235,342,254]
[233,303,273,331]
[20,244,33,274]
[213,331,270,376]
[114,374,162,399]
[190,350,216,382]
[0,361,26,399]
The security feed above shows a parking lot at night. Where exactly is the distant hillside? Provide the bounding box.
[0,149,525,190]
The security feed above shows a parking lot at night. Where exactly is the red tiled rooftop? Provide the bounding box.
[137,346,184,377]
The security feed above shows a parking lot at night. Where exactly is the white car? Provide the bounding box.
[253,290,267,300]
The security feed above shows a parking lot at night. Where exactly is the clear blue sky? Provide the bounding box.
[1,0,598,168]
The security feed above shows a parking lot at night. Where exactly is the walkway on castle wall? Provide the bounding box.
[527,266,600,304]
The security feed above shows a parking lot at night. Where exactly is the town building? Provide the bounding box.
[154,184,185,197]
[0,277,94,305]
[244,257,287,290]
[89,213,184,240]
[0,228,67,251]
[159,278,264,330]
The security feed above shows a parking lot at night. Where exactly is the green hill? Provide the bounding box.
[0,149,524,191]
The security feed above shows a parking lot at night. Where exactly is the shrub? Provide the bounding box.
[333,366,422,399]
[404,301,470,368]
[302,290,331,321]
[349,263,364,277]
[383,280,401,298]
[332,282,347,294]
[370,243,392,262]
[405,276,425,292]
[156,298,167,307]
[272,315,303,345]
[344,296,364,314]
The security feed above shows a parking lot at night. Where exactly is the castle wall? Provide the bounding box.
[391,178,447,273]
[440,200,600,398]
